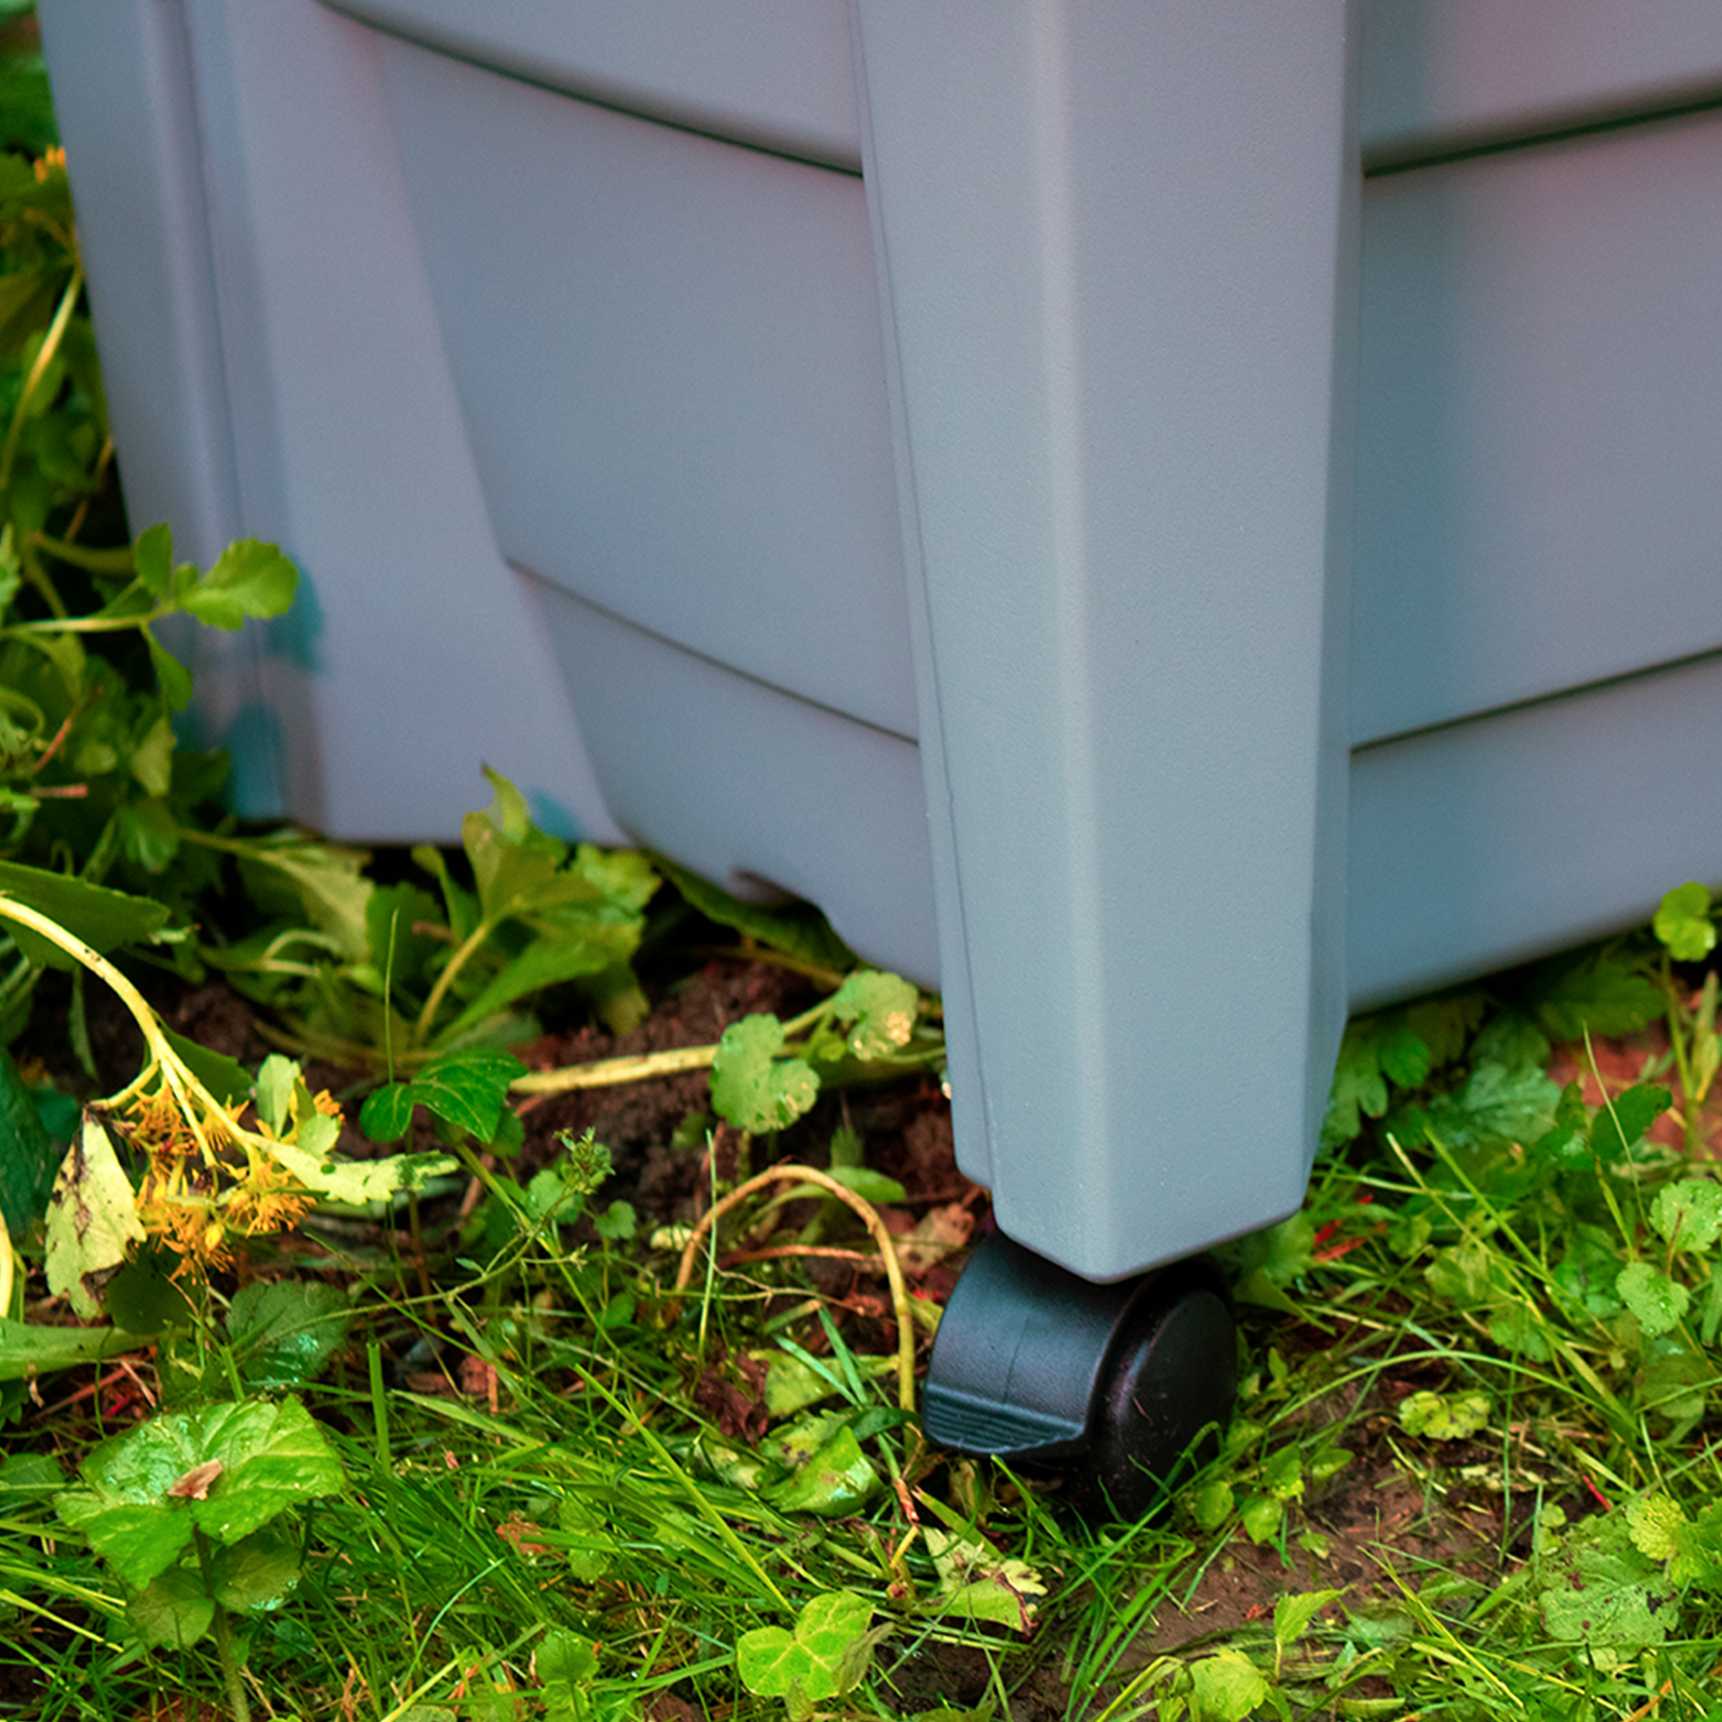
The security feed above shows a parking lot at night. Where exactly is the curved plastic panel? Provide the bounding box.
[378,37,917,742]
[1353,109,1722,744]
[324,0,1722,171]
[320,0,859,168]
[533,581,938,986]
[1361,0,1722,167]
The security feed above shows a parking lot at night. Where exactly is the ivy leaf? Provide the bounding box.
[766,1425,879,1517]
[226,1280,352,1389]
[0,859,169,969]
[737,1591,875,1711]
[1617,1261,1690,1337]
[1529,952,1665,1040]
[710,1015,819,1133]
[209,1521,301,1609]
[1398,1389,1489,1440]
[1655,882,1716,962]
[359,1050,525,1146]
[827,971,918,1061]
[178,539,298,630]
[1188,1649,1269,1722]
[922,1527,1047,1632]
[55,1396,344,1588]
[45,1114,144,1320]
[128,1565,214,1649]
[1650,1182,1722,1255]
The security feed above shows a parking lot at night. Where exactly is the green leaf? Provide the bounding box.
[358,1050,525,1145]
[1468,1011,1552,1072]
[766,1425,879,1517]
[132,523,173,600]
[827,971,918,1061]
[593,1200,635,1242]
[1530,952,1665,1040]
[227,1280,352,1389]
[922,1527,1046,1632]
[1655,882,1716,962]
[209,1521,301,1609]
[1322,1024,1389,1148]
[1190,1477,1234,1532]
[1238,1493,1283,1544]
[238,836,373,962]
[128,1565,214,1649]
[179,539,298,630]
[0,859,169,969]
[161,1029,252,1108]
[144,631,193,711]
[129,713,175,799]
[1487,1305,1552,1361]
[556,1496,613,1584]
[438,925,638,1042]
[1651,1181,1722,1255]
[710,1015,820,1133]
[1398,1389,1489,1440]
[0,1317,156,1383]
[1189,1649,1270,1722]
[1376,1021,1432,1088]
[0,1050,56,1236]
[1425,1062,1560,1151]
[777,1165,907,1207]
[1424,1240,1496,1308]
[657,855,856,973]
[45,1114,144,1320]
[1273,1587,1341,1650]
[1617,1261,1690,1337]
[252,1054,299,1135]
[1627,1493,1686,1563]
[737,1591,874,1709]
[1591,1082,1673,1162]
[264,1138,455,1207]
[55,1396,344,1587]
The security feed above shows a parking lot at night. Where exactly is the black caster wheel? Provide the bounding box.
[922,1232,1236,1520]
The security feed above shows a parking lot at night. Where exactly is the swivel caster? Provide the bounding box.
[922,1232,1236,1520]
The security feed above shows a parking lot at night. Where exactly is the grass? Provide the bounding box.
[7,931,1722,1720]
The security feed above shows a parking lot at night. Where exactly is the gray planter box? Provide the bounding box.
[40,1,1722,1291]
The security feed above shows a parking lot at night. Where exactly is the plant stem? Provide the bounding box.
[414,917,493,1043]
[5,601,175,636]
[0,263,81,496]
[193,1529,252,1722]
[668,1162,918,1412]
[510,1041,722,1097]
[30,532,134,574]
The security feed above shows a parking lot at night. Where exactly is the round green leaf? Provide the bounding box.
[1617,1261,1691,1338]
[709,1015,819,1133]
[1654,882,1716,962]
[128,1565,214,1650]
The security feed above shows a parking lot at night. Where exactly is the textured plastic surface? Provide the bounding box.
[325,0,1722,172]
[39,0,1722,1282]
